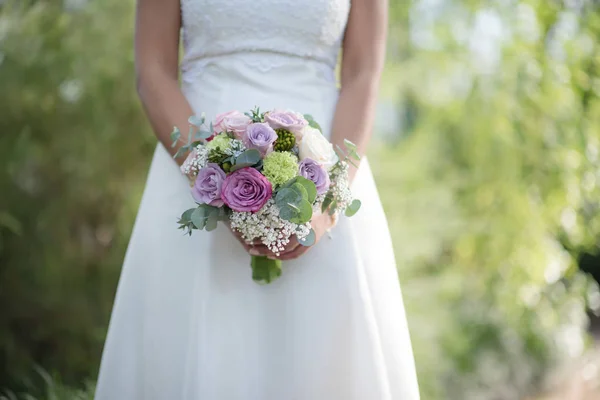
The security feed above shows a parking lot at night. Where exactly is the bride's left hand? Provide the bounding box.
[276,212,337,261]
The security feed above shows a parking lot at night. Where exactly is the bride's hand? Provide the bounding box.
[225,223,272,257]
[276,212,337,261]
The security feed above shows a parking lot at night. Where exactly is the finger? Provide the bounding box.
[233,236,267,254]
[278,245,310,261]
[277,237,301,255]
[227,228,263,248]
[247,244,273,256]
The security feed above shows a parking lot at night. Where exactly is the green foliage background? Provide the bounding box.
[1,0,600,399]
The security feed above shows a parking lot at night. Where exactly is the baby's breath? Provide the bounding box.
[328,162,354,212]
[180,145,209,177]
[230,200,311,256]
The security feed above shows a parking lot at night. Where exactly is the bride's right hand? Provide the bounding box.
[226,223,273,257]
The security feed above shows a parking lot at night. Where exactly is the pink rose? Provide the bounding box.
[221,168,272,212]
[213,110,251,139]
[264,110,308,136]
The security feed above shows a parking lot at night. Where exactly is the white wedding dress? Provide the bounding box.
[95,0,420,399]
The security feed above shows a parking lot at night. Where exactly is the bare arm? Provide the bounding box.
[329,0,388,182]
[135,0,194,164]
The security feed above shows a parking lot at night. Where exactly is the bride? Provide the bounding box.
[95,0,420,398]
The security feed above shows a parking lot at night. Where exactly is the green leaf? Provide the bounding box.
[298,229,316,246]
[170,126,181,147]
[321,193,333,213]
[294,176,317,203]
[345,199,361,217]
[174,146,189,159]
[291,182,308,201]
[304,114,322,132]
[251,256,282,284]
[230,149,262,172]
[198,129,213,140]
[349,149,361,161]
[328,200,338,216]
[276,187,303,208]
[279,205,299,221]
[205,214,218,231]
[278,176,298,190]
[188,115,202,126]
[0,212,22,235]
[187,126,194,147]
[343,139,357,151]
[178,208,196,224]
[347,158,360,169]
[235,149,261,165]
[289,200,313,224]
[190,207,207,229]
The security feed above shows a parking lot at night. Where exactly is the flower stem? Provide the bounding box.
[251,256,282,284]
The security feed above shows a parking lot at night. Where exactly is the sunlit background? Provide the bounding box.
[2,0,600,399]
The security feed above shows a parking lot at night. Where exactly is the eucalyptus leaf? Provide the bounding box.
[205,214,218,231]
[179,208,195,224]
[321,193,333,213]
[298,229,316,247]
[289,200,313,224]
[276,187,303,207]
[335,144,346,158]
[343,139,357,151]
[328,200,338,216]
[229,163,252,172]
[291,182,308,201]
[174,146,189,160]
[286,202,301,212]
[190,207,207,229]
[295,176,317,203]
[279,205,299,221]
[345,199,362,217]
[188,115,202,126]
[170,127,181,147]
[278,176,298,190]
[198,129,213,140]
[304,114,322,132]
[235,149,261,165]
[347,158,359,169]
[187,127,194,146]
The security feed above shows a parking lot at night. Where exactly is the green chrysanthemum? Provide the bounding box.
[206,133,232,152]
[274,129,296,152]
[262,151,298,187]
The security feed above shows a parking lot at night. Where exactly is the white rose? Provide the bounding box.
[298,127,338,170]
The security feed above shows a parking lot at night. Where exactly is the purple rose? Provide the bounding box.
[264,110,308,135]
[221,167,273,212]
[298,158,331,195]
[243,123,278,156]
[191,163,226,207]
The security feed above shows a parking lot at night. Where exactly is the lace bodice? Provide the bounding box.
[180,0,351,77]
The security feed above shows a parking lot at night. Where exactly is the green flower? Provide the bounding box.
[206,133,232,152]
[262,151,298,187]
[274,129,296,152]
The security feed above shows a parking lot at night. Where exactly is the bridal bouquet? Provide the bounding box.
[171,107,361,284]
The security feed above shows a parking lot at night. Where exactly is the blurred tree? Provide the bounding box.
[379,0,600,398]
[1,0,600,399]
[0,0,153,390]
